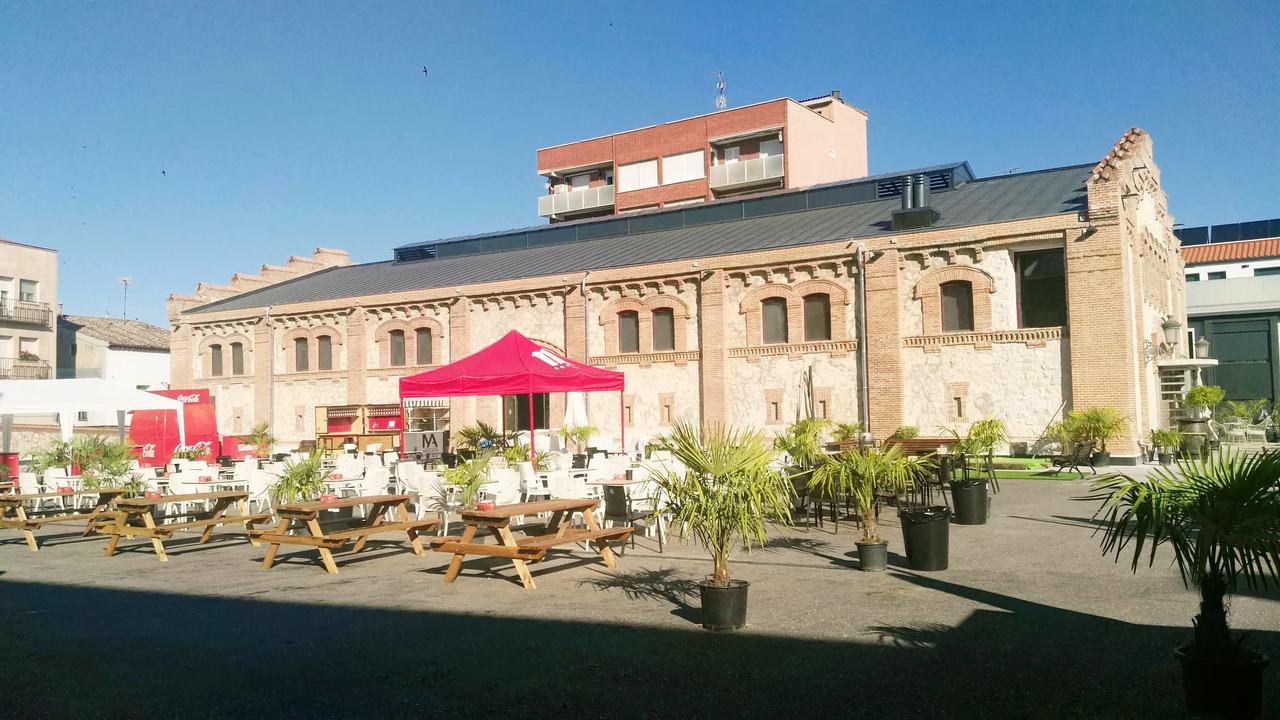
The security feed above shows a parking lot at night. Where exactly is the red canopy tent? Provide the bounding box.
[398,330,625,464]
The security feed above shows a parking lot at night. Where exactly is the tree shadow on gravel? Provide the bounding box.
[577,566,700,624]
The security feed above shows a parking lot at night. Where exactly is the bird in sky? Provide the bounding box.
[161,170,166,176]
[422,65,429,77]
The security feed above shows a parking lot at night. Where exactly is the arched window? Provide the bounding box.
[762,298,788,344]
[294,338,309,372]
[317,335,333,371]
[941,281,975,332]
[803,294,831,342]
[618,311,639,353]
[230,342,244,375]
[209,344,223,377]
[415,328,432,365]
[652,308,674,352]
[389,330,406,367]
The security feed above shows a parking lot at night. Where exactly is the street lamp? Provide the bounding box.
[1195,336,1211,359]
[1143,317,1183,364]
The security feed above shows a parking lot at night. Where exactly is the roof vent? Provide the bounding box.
[891,175,941,231]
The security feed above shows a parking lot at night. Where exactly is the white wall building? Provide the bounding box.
[0,237,58,379]
[57,315,170,425]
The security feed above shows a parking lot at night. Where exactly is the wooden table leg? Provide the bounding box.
[497,525,536,590]
[140,512,168,562]
[82,492,118,536]
[261,517,290,569]
[443,523,477,583]
[14,505,38,552]
[199,498,234,544]
[351,502,390,554]
[103,510,129,557]
[399,500,425,556]
[581,508,618,570]
[306,518,339,574]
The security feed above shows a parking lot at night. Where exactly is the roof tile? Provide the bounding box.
[1181,237,1280,265]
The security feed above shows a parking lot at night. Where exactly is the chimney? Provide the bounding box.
[830,89,841,100]
[892,174,941,231]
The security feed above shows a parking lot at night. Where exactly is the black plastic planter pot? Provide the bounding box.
[1175,645,1269,717]
[1268,426,1280,443]
[899,506,950,571]
[1157,452,1173,465]
[856,541,888,572]
[950,479,989,525]
[699,580,749,631]
[1092,451,1111,467]
[571,454,588,469]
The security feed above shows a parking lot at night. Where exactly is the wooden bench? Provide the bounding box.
[830,437,949,455]
[255,494,438,575]
[432,498,633,590]
[0,489,128,551]
[98,491,269,561]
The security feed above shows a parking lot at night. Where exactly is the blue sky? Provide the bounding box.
[2,1,1277,326]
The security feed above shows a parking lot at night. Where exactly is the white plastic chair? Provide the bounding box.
[247,468,278,514]
[518,462,552,502]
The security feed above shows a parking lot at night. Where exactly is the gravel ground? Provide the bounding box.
[1,476,1277,719]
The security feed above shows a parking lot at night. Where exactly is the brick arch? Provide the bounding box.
[374,317,444,368]
[794,279,850,342]
[739,283,797,346]
[281,325,343,373]
[197,333,252,378]
[914,265,995,335]
[599,295,691,354]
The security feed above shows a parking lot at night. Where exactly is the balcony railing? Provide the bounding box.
[0,357,52,379]
[709,154,785,191]
[538,185,616,218]
[0,299,53,328]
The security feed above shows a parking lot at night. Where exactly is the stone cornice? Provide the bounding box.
[590,350,700,368]
[903,327,1064,351]
[728,340,859,361]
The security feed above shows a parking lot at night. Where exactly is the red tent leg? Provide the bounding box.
[619,391,626,459]
[528,392,536,469]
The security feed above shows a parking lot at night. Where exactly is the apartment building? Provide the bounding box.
[57,315,171,424]
[536,91,868,221]
[0,237,58,380]
[1179,219,1280,401]
[170,126,1184,463]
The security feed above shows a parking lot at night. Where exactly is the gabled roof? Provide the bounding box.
[59,315,169,351]
[187,162,1091,316]
[1181,237,1280,266]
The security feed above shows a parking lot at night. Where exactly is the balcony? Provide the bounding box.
[0,357,52,379]
[709,154,785,192]
[538,185,616,219]
[0,299,53,329]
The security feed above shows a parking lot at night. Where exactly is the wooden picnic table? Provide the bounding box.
[252,494,438,575]
[430,498,632,590]
[0,481,15,494]
[97,491,270,562]
[0,488,128,551]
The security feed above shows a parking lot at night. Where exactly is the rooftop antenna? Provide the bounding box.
[708,70,726,110]
[119,277,132,318]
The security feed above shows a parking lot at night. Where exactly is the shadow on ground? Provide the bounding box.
[3,570,1276,719]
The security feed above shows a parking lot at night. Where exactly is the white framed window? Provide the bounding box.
[661,150,705,185]
[617,160,658,192]
[19,337,38,357]
[568,173,590,191]
[18,280,37,302]
[0,335,11,356]
[759,138,783,157]
[721,146,740,164]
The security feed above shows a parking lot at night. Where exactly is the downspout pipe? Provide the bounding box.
[855,247,872,443]
[264,306,274,434]
[580,272,590,360]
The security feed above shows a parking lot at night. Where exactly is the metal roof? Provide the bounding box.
[188,163,1091,316]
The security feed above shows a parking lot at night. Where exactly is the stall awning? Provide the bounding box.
[403,398,448,409]
[368,405,402,417]
[326,407,359,419]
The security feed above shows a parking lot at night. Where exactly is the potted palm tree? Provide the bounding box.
[247,422,275,461]
[810,444,929,571]
[79,438,147,497]
[1073,408,1125,466]
[1150,428,1183,465]
[772,418,828,514]
[269,452,329,504]
[443,454,492,509]
[558,424,596,468]
[649,421,792,631]
[1090,451,1279,717]
[941,418,1007,525]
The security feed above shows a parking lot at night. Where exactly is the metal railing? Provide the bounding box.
[538,185,616,218]
[709,154,785,190]
[0,299,53,328]
[0,357,52,379]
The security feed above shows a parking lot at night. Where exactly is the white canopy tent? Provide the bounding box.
[0,379,185,452]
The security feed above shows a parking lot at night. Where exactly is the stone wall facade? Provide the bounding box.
[169,130,1181,461]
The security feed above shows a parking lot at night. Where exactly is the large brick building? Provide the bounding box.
[169,124,1185,464]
